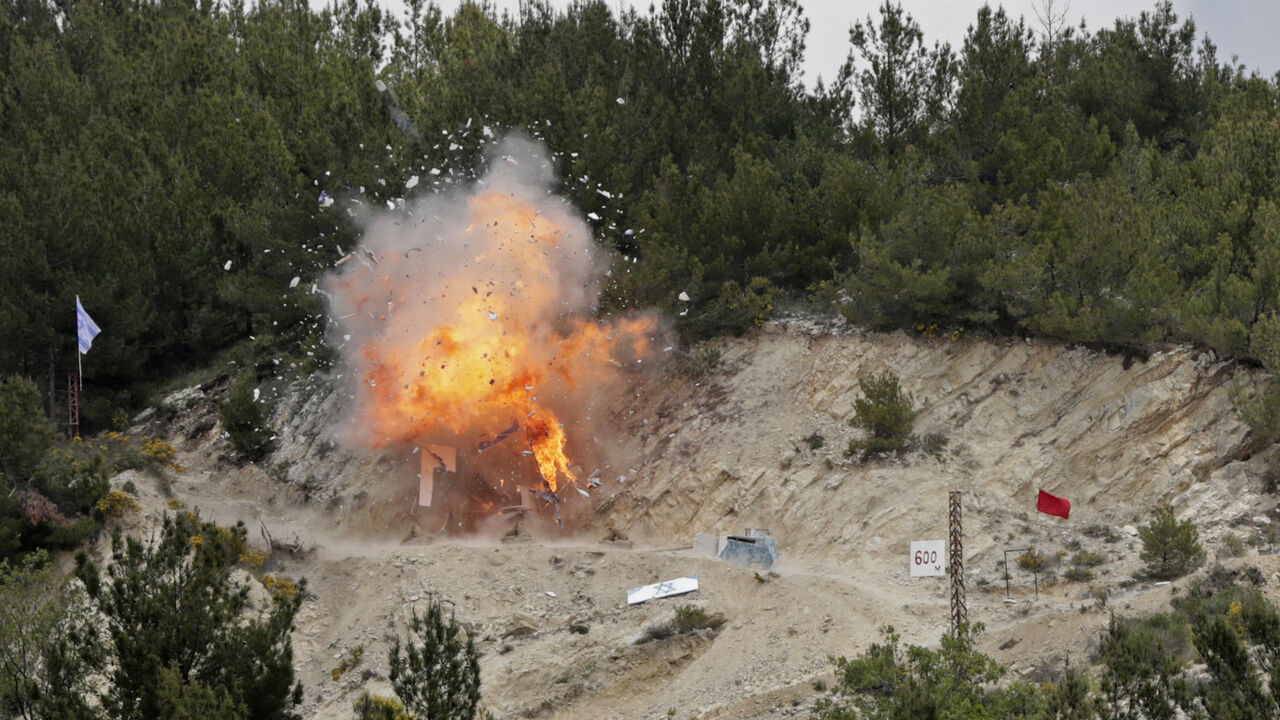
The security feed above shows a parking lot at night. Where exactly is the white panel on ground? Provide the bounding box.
[627,576,699,605]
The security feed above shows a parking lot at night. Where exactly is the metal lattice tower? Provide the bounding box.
[67,373,80,438]
[949,491,966,632]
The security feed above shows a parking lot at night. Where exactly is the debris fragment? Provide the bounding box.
[477,420,520,452]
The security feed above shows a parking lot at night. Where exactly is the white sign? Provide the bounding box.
[910,540,946,577]
[627,576,699,605]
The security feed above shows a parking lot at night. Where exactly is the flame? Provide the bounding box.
[327,146,656,495]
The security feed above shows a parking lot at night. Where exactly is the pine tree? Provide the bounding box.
[848,371,915,459]
[1139,505,1205,580]
[388,598,483,720]
[73,512,304,720]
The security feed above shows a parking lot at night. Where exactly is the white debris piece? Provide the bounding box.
[627,576,697,605]
[587,212,601,221]
[406,175,419,189]
[253,388,260,401]
[678,291,691,301]
[575,487,590,498]
[224,260,232,271]
[375,79,387,92]
[616,97,626,104]
[289,276,300,288]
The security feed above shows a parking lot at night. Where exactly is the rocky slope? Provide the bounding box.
[117,320,1280,719]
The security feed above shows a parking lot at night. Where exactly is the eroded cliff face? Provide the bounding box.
[588,321,1273,574]
[234,320,1277,574]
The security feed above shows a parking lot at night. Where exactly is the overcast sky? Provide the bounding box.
[356,0,1280,88]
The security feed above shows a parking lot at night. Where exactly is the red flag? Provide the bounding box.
[1037,489,1071,519]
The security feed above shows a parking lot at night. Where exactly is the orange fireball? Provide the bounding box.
[326,142,657,494]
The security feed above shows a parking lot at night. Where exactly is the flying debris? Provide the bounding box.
[678,291,691,301]
[478,420,521,453]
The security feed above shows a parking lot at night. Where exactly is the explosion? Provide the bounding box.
[324,136,658,517]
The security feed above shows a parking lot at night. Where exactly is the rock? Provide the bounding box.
[502,623,537,640]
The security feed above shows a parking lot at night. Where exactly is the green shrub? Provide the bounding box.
[1016,547,1049,573]
[673,604,724,633]
[353,692,413,720]
[848,371,916,459]
[31,447,110,516]
[1063,566,1095,583]
[1082,524,1121,542]
[1219,532,1246,559]
[96,490,142,518]
[640,604,726,643]
[1071,550,1107,567]
[818,624,1024,720]
[917,432,949,456]
[218,374,274,462]
[1139,505,1205,580]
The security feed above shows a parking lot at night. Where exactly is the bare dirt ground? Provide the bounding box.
[107,321,1280,719]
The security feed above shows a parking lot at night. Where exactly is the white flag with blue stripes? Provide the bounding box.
[76,295,101,355]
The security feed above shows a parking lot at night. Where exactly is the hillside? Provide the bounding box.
[111,321,1280,719]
